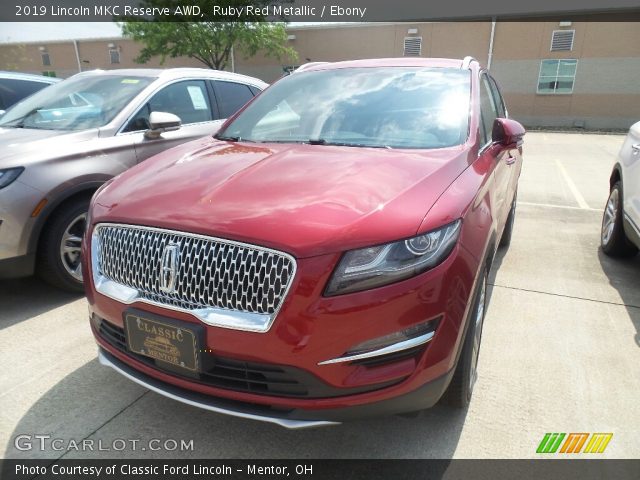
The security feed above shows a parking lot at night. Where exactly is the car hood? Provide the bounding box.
[92,137,472,258]
[0,127,97,166]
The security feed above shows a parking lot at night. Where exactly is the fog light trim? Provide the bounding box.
[317,331,435,366]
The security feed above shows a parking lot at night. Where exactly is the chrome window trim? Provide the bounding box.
[317,331,435,365]
[478,71,499,154]
[98,349,337,429]
[91,223,297,333]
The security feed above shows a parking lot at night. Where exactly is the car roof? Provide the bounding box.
[72,68,268,88]
[0,71,61,83]
[297,58,474,72]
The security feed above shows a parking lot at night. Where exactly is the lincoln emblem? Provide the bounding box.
[159,243,180,293]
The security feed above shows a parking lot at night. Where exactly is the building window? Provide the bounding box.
[550,30,575,51]
[403,37,422,56]
[537,59,578,94]
[41,52,51,66]
[109,49,120,64]
[42,71,56,77]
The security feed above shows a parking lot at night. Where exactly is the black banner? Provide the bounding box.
[3,0,640,22]
[1,459,640,480]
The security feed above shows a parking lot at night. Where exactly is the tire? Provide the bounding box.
[499,190,517,248]
[37,198,90,293]
[601,182,637,258]
[441,268,488,408]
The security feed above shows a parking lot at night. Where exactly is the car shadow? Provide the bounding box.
[4,357,469,461]
[487,245,508,305]
[597,249,640,347]
[0,277,82,330]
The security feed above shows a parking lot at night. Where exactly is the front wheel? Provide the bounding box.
[601,182,637,258]
[441,268,488,408]
[37,199,89,293]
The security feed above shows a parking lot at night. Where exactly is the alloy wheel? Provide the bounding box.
[59,212,86,282]
[469,274,487,392]
[602,188,619,246]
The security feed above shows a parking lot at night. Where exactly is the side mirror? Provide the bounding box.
[492,118,525,147]
[144,111,181,139]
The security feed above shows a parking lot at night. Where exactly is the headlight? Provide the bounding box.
[0,167,24,189]
[325,219,462,296]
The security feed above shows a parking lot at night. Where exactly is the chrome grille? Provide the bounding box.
[94,224,296,316]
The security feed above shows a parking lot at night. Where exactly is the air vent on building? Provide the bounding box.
[403,37,422,56]
[551,30,575,51]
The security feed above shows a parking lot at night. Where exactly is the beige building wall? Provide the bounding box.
[0,21,638,129]
[490,21,640,129]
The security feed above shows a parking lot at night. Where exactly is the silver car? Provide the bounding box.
[601,120,640,257]
[0,71,60,112]
[0,68,267,291]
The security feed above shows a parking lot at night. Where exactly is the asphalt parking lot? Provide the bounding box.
[1,132,638,460]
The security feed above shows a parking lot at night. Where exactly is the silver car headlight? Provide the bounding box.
[325,220,462,296]
[0,167,24,189]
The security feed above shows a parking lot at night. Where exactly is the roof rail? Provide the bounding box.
[295,62,329,73]
[461,56,477,69]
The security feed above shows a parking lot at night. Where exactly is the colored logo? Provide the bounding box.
[536,433,613,454]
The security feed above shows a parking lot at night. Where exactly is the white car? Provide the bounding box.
[601,120,640,257]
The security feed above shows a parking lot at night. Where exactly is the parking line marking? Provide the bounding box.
[490,283,640,310]
[518,201,600,212]
[554,158,590,210]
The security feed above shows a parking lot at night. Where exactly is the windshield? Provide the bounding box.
[0,74,154,131]
[217,67,471,149]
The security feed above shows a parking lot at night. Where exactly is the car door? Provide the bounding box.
[122,79,225,163]
[621,121,640,230]
[488,74,522,210]
[478,73,513,229]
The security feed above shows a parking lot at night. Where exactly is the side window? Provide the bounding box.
[479,74,499,146]
[123,80,212,132]
[487,76,506,118]
[0,79,50,109]
[214,81,254,119]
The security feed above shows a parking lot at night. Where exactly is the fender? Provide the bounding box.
[25,178,110,255]
[609,162,623,188]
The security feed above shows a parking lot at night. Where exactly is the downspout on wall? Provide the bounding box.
[487,17,496,70]
[73,40,82,72]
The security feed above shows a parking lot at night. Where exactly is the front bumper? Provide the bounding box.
[98,347,454,428]
[0,253,36,279]
[0,180,42,276]
[86,238,479,423]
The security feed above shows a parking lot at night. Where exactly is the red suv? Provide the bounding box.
[83,57,524,428]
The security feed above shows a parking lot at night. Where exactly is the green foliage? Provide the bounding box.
[120,1,297,70]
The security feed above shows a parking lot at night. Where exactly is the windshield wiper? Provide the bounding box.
[307,138,391,149]
[214,133,241,142]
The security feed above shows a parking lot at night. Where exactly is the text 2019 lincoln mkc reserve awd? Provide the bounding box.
[83,58,525,428]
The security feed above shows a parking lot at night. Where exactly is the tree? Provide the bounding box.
[121,1,297,70]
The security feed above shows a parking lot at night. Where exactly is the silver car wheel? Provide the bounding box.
[469,274,487,392]
[59,212,86,282]
[601,188,619,246]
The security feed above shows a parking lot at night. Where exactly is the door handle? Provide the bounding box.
[632,143,640,155]
[506,155,517,165]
